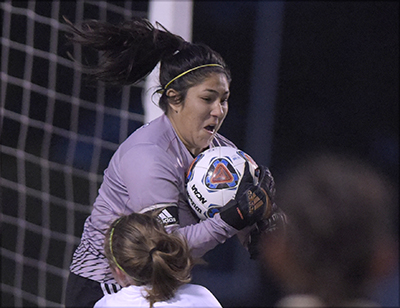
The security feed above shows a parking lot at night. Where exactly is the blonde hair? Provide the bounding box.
[104,212,193,307]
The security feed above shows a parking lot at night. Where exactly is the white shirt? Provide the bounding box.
[94,283,222,308]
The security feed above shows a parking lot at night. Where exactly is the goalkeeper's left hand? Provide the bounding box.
[255,165,276,216]
[247,164,288,259]
[219,162,272,230]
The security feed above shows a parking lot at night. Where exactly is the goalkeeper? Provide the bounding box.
[64,17,285,307]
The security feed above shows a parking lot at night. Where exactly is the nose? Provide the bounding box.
[210,101,225,117]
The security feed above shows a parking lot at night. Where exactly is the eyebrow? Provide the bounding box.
[203,89,230,96]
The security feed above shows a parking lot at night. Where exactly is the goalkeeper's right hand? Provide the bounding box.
[219,162,272,230]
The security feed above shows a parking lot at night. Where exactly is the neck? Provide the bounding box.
[167,113,204,157]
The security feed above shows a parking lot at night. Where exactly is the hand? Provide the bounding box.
[247,209,288,259]
[256,165,276,215]
[219,162,272,230]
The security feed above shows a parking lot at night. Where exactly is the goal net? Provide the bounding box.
[1,1,150,306]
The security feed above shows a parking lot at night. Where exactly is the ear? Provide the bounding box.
[112,266,129,287]
[166,88,182,113]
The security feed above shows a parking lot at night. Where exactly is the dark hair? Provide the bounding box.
[64,17,231,113]
[275,152,396,305]
[104,212,193,308]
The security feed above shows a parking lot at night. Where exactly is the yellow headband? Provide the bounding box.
[162,64,224,92]
[109,217,154,284]
[109,218,130,276]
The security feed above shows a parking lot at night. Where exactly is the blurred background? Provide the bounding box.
[1,1,398,307]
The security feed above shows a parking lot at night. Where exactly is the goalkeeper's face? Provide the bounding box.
[168,73,230,157]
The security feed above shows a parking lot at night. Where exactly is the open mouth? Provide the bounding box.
[204,125,216,133]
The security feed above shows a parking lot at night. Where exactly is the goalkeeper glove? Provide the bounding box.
[219,162,272,230]
[248,208,288,259]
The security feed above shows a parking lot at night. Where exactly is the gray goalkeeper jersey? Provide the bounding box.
[70,114,239,284]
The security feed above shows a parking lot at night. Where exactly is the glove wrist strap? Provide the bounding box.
[219,200,247,230]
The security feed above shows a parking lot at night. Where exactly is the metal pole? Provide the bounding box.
[245,1,285,166]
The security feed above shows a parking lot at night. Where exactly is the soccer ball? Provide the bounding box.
[186,146,258,220]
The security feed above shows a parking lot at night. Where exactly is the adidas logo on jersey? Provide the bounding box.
[158,208,177,225]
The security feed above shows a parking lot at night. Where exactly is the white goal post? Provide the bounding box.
[143,0,193,123]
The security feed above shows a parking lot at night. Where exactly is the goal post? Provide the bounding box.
[143,0,194,122]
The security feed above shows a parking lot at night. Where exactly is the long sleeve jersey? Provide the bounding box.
[70,114,239,283]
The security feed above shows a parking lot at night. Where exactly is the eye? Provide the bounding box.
[201,97,212,102]
[220,97,229,106]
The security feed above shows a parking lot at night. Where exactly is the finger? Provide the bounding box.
[256,165,267,187]
[241,161,253,184]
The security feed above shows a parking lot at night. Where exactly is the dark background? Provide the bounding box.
[191,1,398,307]
[193,1,398,182]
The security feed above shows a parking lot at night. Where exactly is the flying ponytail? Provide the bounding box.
[64,17,184,86]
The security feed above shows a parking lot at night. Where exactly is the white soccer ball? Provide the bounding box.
[185,146,258,220]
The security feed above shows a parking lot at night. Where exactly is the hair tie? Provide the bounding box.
[149,247,158,259]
